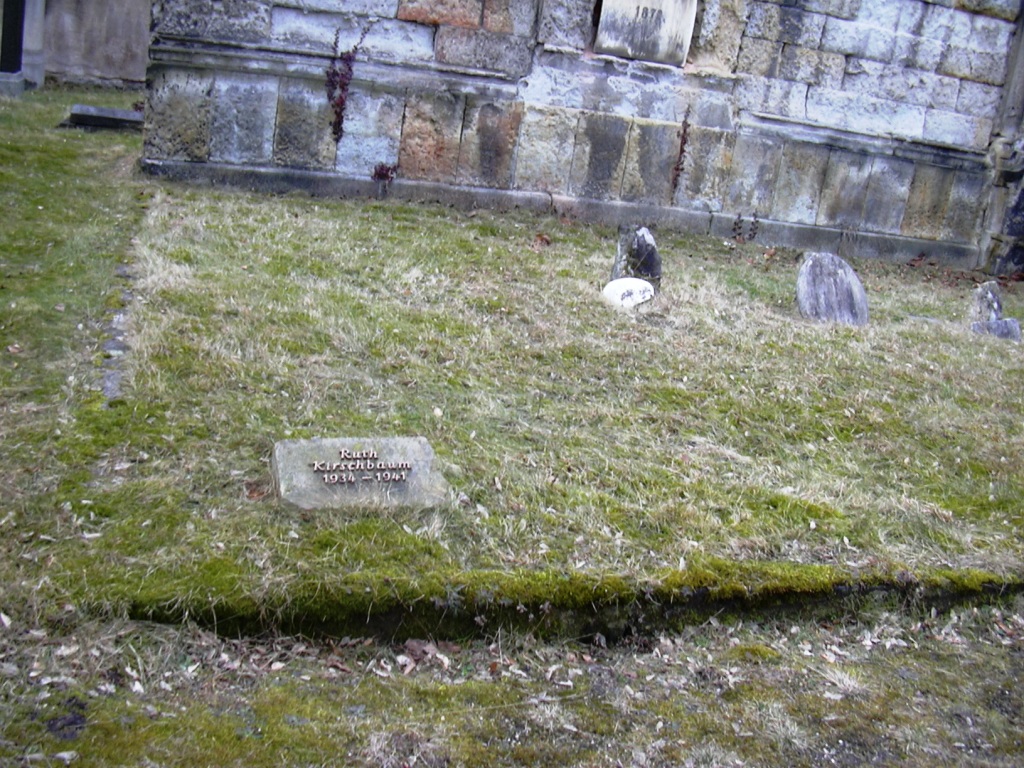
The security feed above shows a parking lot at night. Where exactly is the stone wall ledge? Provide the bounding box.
[741,112,991,173]
[711,214,979,267]
[140,158,980,270]
[150,38,523,93]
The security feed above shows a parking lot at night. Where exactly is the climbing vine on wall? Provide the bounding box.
[325,27,368,143]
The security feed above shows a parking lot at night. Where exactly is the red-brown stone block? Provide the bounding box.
[397,0,482,29]
[398,93,466,183]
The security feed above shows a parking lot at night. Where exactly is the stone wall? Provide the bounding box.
[44,0,151,86]
[144,0,1024,271]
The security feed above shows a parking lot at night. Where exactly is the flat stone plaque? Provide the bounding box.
[594,0,698,66]
[272,437,450,511]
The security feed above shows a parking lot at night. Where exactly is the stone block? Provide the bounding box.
[746,3,826,47]
[736,77,808,119]
[806,88,925,139]
[568,112,631,200]
[270,7,336,51]
[956,80,1002,119]
[688,0,747,74]
[272,437,451,511]
[922,109,993,149]
[737,37,781,77]
[514,105,580,194]
[537,0,593,50]
[939,45,1008,85]
[398,92,466,183]
[771,142,831,225]
[821,18,895,62]
[799,0,861,20]
[274,79,336,170]
[844,59,959,109]
[1004,185,1024,238]
[152,0,271,42]
[456,100,524,188]
[902,163,954,239]
[397,0,482,28]
[862,156,915,233]
[943,171,988,242]
[144,69,213,163]
[210,73,278,165]
[968,13,1016,52]
[778,45,845,87]
[518,49,586,110]
[893,2,927,34]
[483,0,537,35]
[892,33,945,72]
[435,27,533,77]
[691,92,735,130]
[620,118,684,205]
[335,89,406,178]
[270,10,435,62]
[856,0,902,29]
[723,132,783,215]
[675,125,735,211]
[364,19,438,62]
[0,74,25,98]
[274,0,398,13]
[955,0,1020,22]
[816,149,873,229]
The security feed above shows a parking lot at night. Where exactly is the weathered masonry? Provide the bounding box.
[143,0,1024,273]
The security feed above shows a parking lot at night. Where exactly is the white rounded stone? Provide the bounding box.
[602,277,655,309]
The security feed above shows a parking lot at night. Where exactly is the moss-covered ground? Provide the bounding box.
[1,87,1023,765]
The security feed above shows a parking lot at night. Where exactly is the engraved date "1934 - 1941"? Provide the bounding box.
[310,450,412,485]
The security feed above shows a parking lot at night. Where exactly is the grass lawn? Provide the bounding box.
[1,87,1023,766]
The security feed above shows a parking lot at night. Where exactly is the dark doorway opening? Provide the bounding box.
[1,0,26,74]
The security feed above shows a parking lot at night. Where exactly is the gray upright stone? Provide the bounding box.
[273,437,451,511]
[969,281,1021,341]
[969,281,1003,324]
[611,226,662,290]
[796,252,869,326]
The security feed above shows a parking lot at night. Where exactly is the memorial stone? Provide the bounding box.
[272,437,450,511]
[970,281,1003,325]
[795,252,869,326]
[612,226,662,290]
[968,281,1021,341]
[602,277,655,309]
[594,0,698,66]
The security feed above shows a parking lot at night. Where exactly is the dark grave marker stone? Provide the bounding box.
[62,104,144,131]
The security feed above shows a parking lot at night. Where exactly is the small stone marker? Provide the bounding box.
[602,277,656,309]
[969,281,1003,324]
[972,318,1022,341]
[63,104,144,131]
[796,252,869,326]
[272,437,450,511]
[611,226,662,290]
[969,281,1021,341]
